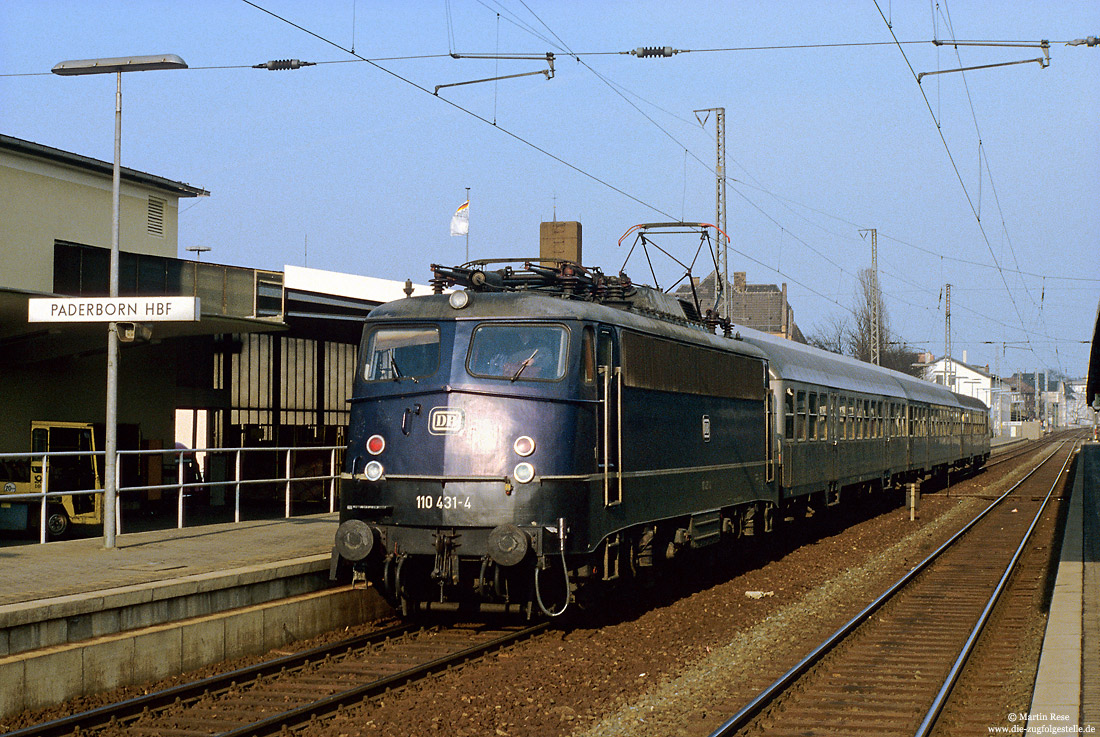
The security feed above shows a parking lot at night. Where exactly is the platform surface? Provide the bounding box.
[0,513,338,607]
[1029,441,1098,730]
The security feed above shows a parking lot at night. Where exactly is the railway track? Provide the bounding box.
[707,438,1076,737]
[7,618,548,737]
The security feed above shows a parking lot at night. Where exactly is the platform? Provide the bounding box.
[0,513,391,718]
[1029,441,1099,731]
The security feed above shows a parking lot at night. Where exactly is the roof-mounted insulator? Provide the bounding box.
[254,59,316,71]
[631,46,678,58]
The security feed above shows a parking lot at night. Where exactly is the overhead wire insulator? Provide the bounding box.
[631,46,678,58]
[254,59,316,71]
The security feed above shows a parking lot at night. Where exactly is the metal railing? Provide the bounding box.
[0,444,343,544]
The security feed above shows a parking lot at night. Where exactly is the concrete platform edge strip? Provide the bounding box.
[0,584,392,720]
[0,554,337,659]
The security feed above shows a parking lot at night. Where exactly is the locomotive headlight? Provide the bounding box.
[364,460,384,482]
[366,434,385,455]
[448,290,471,310]
[512,462,535,484]
[513,435,536,457]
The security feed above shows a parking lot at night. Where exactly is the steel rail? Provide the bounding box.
[706,439,1069,737]
[4,622,421,737]
[914,440,1078,736]
[214,621,550,737]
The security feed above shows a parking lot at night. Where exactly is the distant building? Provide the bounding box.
[675,270,806,342]
[1064,378,1091,426]
[920,355,1010,435]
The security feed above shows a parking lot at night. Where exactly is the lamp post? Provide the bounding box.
[52,55,188,549]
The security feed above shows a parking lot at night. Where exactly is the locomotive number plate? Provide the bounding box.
[428,407,465,435]
[416,495,472,510]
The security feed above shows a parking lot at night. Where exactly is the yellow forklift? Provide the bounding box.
[0,421,103,538]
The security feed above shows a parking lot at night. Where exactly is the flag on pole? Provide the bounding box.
[450,200,469,237]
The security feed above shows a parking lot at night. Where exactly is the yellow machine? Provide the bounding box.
[0,421,103,538]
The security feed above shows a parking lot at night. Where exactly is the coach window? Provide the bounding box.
[808,393,818,441]
[785,389,795,439]
[877,401,885,438]
[847,397,855,439]
[796,390,807,441]
[819,395,829,441]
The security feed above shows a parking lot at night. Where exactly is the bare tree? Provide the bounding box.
[807,268,921,377]
[807,313,849,355]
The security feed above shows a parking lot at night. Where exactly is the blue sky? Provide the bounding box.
[2,1,1097,379]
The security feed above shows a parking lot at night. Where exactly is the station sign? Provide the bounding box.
[28,297,201,323]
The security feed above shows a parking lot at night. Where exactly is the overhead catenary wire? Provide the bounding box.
[872,0,1051,372]
[510,3,1087,364]
[12,5,1079,372]
[238,1,681,225]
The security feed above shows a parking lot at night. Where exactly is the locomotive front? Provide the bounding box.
[332,290,596,616]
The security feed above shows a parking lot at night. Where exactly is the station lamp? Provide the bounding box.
[51,54,188,549]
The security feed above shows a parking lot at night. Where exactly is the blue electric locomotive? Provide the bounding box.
[332,260,988,616]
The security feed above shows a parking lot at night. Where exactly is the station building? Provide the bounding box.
[0,134,429,487]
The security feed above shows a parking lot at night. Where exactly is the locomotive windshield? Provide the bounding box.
[467,324,568,381]
[362,325,440,382]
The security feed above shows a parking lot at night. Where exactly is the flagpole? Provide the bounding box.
[465,187,470,262]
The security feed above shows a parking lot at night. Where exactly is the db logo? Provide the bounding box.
[429,408,465,435]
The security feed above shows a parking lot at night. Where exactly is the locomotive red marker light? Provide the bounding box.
[513,435,536,457]
[366,434,385,455]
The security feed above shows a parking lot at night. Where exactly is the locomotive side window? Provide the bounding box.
[582,326,596,384]
[467,324,569,381]
[362,326,440,382]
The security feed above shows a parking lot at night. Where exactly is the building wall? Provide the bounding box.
[0,343,176,453]
[0,149,181,293]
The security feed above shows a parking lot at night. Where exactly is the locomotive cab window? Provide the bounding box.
[467,323,569,381]
[362,325,440,382]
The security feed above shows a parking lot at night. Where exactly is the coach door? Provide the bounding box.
[597,326,621,506]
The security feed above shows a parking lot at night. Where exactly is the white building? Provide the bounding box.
[921,355,1011,436]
